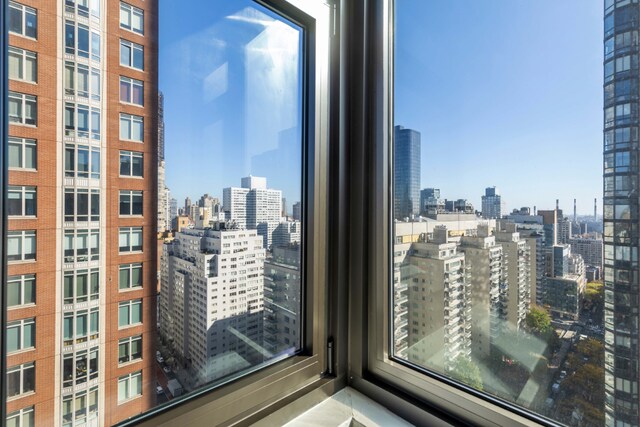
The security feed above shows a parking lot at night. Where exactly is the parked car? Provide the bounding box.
[156,385,164,395]
[163,366,171,374]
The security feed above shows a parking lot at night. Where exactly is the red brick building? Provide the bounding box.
[7,1,158,425]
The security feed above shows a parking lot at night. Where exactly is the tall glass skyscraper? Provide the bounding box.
[394,125,421,220]
[603,2,640,425]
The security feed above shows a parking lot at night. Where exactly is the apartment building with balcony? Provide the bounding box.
[460,226,507,359]
[495,223,532,331]
[404,227,471,373]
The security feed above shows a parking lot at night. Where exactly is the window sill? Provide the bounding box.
[8,32,37,42]
[118,323,143,331]
[119,26,145,37]
[8,78,37,85]
[118,358,143,368]
[7,259,37,265]
[119,286,143,293]
[118,394,143,406]
[7,303,36,310]
[6,347,35,357]
[8,168,37,172]
[6,391,35,403]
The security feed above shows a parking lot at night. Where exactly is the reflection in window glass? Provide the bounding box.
[4,0,305,425]
[156,0,304,393]
[393,2,608,426]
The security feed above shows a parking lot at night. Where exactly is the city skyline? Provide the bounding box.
[395,1,602,213]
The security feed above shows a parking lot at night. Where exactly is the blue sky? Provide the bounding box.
[160,0,302,209]
[161,1,603,215]
[395,1,603,215]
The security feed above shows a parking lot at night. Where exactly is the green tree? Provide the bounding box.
[449,356,483,391]
[525,305,553,336]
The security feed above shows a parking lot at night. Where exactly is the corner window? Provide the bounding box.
[63,309,99,346]
[64,103,101,140]
[65,144,100,179]
[65,62,101,101]
[8,47,37,83]
[120,2,143,34]
[120,39,144,70]
[63,269,100,305]
[64,188,100,223]
[62,347,99,386]
[8,92,36,126]
[65,20,101,61]
[63,229,100,262]
[9,1,37,39]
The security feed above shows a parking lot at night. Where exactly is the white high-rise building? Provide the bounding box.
[223,177,282,248]
[159,222,266,385]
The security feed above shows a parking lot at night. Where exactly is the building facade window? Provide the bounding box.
[64,144,100,179]
[120,113,144,142]
[7,231,36,262]
[62,387,98,426]
[7,274,36,308]
[63,309,99,346]
[119,227,143,253]
[117,371,142,402]
[64,188,100,222]
[119,151,143,177]
[8,47,36,83]
[7,362,35,398]
[8,186,36,217]
[119,263,142,290]
[9,137,36,170]
[118,299,142,327]
[120,39,144,70]
[9,1,37,39]
[65,20,101,61]
[8,92,36,126]
[64,61,101,101]
[63,269,100,305]
[63,229,99,263]
[65,0,100,19]
[119,190,143,216]
[64,103,101,140]
[62,347,99,387]
[118,335,142,364]
[119,76,144,106]
[6,406,34,427]
[7,318,35,353]
[120,2,143,34]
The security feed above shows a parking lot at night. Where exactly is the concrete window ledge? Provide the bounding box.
[274,387,413,427]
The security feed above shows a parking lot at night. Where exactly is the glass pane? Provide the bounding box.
[393,2,610,426]
[3,1,306,425]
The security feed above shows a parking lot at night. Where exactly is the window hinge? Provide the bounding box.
[325,336,335,376]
